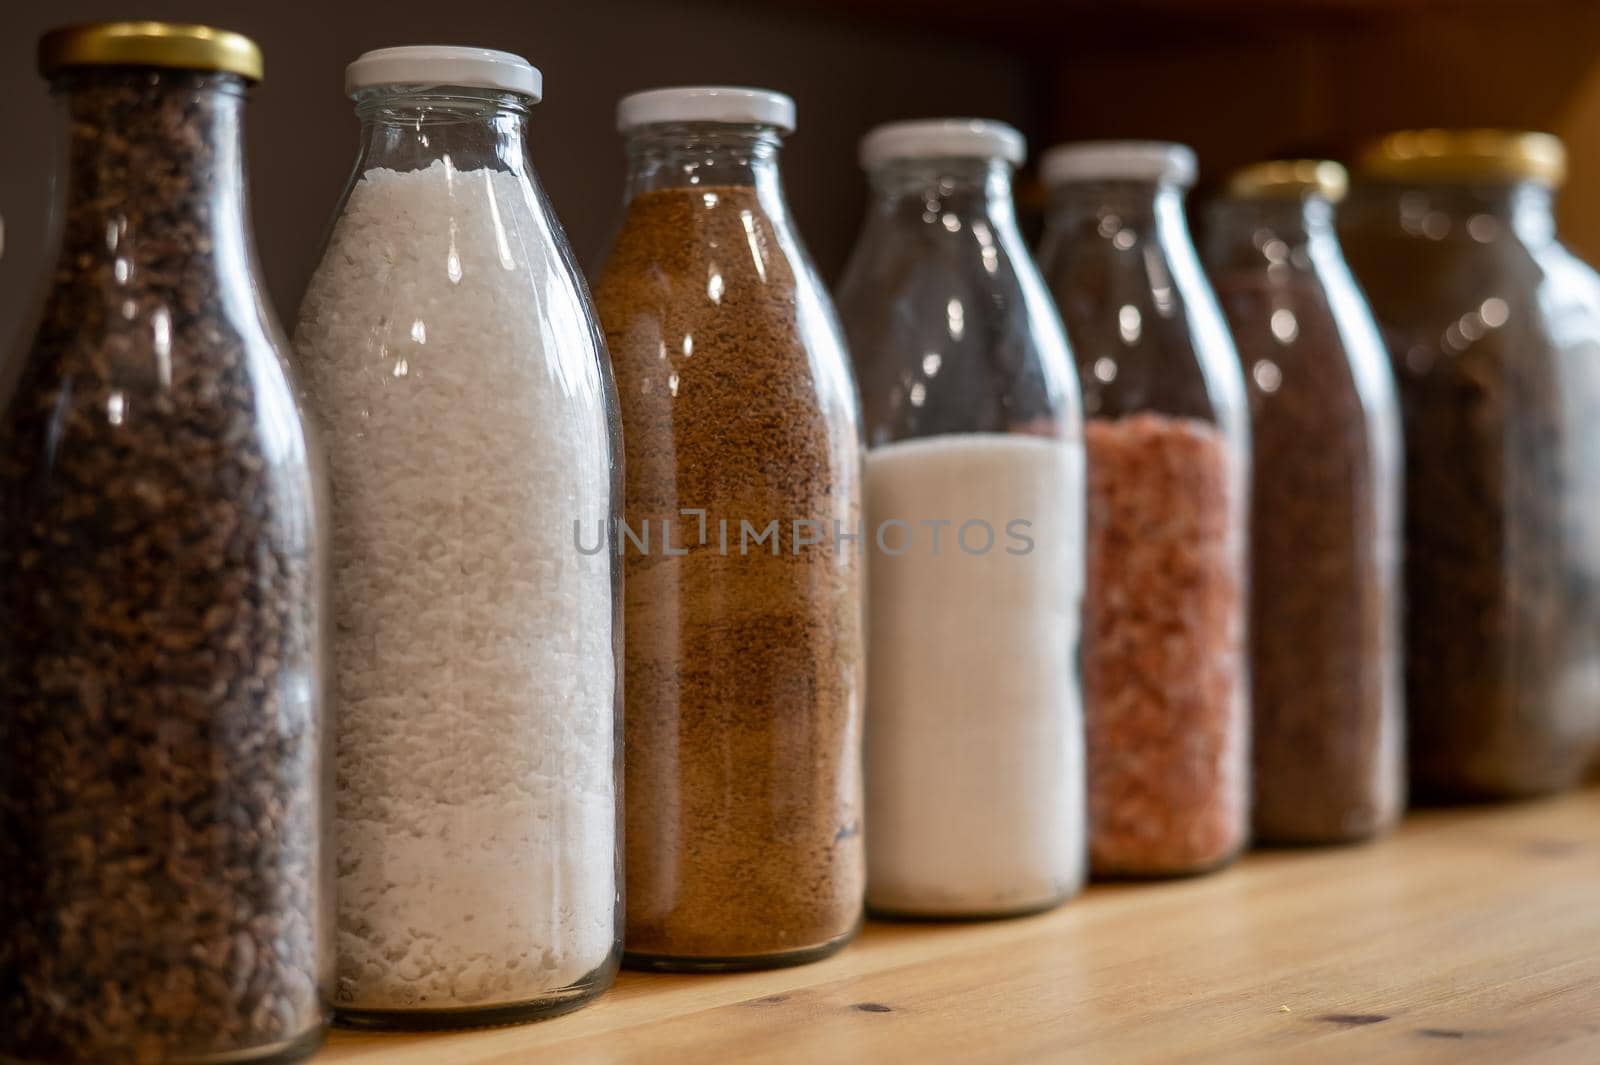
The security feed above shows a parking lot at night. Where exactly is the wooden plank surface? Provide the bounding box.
[318,790,1600,1064]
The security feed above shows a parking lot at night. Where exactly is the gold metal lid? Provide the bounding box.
[1359,129,1565,187]
[38,22,263,82]
[1226,159,1348,202]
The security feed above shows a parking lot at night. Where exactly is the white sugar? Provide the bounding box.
[864,432,1086,914]
[294,159,616,1010]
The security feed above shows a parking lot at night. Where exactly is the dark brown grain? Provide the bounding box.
[0,68,326,1064]
[1342,183,1600,801]
[1212,270,1402,844]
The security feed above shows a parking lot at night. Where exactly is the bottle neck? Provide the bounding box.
[622,123,788,211]
[1205,195,1337,271]
[1045,178,1194,251]
[52,70,253,270]
[352,87,533,176]
[849,156,1033,286]
[866,156,1018,219]
[1352,179,1557,248]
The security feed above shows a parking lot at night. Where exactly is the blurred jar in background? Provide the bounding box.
[1038,141,1251,878]
[1342,130,1600,801]
[1204,160,1404,845]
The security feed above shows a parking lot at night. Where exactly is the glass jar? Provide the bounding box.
[593,87,864,969]
[0,24,328,1065]
[1037,141,1250,877]
[835,119,1085,916]
[1342,130,1600,800]
[293,48,620,1026]
[1203,161,1405,844]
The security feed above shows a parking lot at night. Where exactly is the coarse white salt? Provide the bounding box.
[294,159,616,1011]
[864,432,1086,915]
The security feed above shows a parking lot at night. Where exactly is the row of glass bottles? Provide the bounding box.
[6,21,1600,1065]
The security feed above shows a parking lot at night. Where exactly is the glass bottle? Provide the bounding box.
[835,119,1086,916]
[1,23,328,1064]
[293,48,620,1026]
[593,87,865,969]
[1203,161,1404,844]
[1037,141,1251,877]
[1341,130,1600,800]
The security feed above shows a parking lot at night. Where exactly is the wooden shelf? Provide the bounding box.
[758,0,1590,42]
[317,789,1600,1064]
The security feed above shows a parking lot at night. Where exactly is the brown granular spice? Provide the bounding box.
[593,183,865,966]
[1082,412,1247,876]
[1212,273,1403,844]
[0,69,326,1063]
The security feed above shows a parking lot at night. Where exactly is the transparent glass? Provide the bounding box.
[1204,193,1405,844]
[593,121,864,969]
[293,86,621,1027]
[0,69,328,1064]
[1038,176,1250,877]
[836,154,1086,915]
[1342,179,1600,800]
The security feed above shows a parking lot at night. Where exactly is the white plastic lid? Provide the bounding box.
[617,86,796,133]
[860,118,1025,169]
[1040,141,1198,188]
[345,46,542,100]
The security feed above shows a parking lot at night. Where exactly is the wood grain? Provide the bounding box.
[316,790,1600,1064]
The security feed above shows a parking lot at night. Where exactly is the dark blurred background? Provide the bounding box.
[3,0,1600,340]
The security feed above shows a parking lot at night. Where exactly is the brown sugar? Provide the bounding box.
[1082,413,1247,876]
[593,183,865,966]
